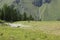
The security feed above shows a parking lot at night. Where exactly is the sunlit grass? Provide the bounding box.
[0,21,60,40]
[0,26,60,40]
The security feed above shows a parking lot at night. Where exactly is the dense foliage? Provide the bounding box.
[0,4,34,22]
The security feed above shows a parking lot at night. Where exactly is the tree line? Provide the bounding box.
[0,4,34,22]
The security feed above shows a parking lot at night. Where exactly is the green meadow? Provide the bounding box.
[0,21,60,40]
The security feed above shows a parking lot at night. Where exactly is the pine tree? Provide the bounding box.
[29,14,34,20]
[23,12,27,21]
[0,4,20,22]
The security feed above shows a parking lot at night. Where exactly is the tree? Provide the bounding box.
[23,12,27,21]
[29,14,34,20]
[0,4,20,22]
[0,4,35,21]
[0,9,2,19]
[17,12,22,21]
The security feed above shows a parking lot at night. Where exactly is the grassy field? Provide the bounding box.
[14,21,60,35]
[0,21,60,40]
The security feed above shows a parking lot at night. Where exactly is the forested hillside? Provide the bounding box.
[0,0,60,21]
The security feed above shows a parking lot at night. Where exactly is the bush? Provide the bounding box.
[57,18,60,21]
[0,20,5,23]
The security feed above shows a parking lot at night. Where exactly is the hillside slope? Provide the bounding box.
[42,0,60,21]
[0,0,60,21]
